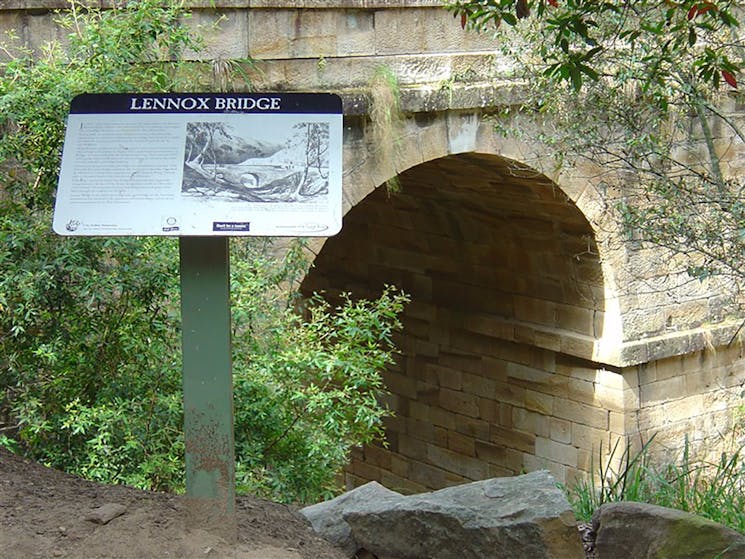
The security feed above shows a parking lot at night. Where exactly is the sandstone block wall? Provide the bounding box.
[626,344,745,466]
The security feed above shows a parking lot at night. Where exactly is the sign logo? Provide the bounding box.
[161,216,180,232]
[213,221,250,232]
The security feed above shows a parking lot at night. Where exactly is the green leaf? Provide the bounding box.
[569,64,583,90]
[502,11,518,26]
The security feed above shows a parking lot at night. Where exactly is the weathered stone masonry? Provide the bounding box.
[4,1,744,490]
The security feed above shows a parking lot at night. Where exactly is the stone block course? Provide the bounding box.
[475,440,507,464]
[461,371,496,398]
[553,398,608,430]
[514,295,557,325]
[637,394,706,431]
[7,0,745,501]
[320,110,742,492]
[429,363,462,390]
[383,370,418,399]
[608,411,625,435]
[498,403,513,427]
[188,9,249,60]
[560,335,596,360]
[640,375,686,403]
[406,416,435,443]
[524,389,553,415]
[593,383,624,412]
[434,426,449,447]
[512,407,550,438]
[408,459,468,489]
[523,454,567,483]
[447,431,476,457]
[349,458,384,483]
[380,470,428,495]
[427,444,489,479]
[535,437,579,468]
[567,377,596,406]
[550,418,572,445]
[490,425,536,454]
[571,423,610,452]
[0,10,67,58]
[398,434,428,463]
[481,356,510,381]
[493,380,526,407]
[361,444,392,469]
[556,303,596,336]
[438,387,480,418]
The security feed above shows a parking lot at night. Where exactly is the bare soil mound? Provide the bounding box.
[0,448,347,558]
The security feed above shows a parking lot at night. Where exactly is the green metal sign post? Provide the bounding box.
[179,237,236,541]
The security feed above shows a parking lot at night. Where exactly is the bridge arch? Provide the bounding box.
[303,110,627,487]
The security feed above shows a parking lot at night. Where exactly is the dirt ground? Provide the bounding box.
[0,448,348,558]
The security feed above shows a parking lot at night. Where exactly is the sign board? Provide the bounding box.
[53,93,343,236]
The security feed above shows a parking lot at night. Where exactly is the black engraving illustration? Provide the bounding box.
[182,121,330,203]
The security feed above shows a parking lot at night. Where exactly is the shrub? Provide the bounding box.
[231,238,408,502]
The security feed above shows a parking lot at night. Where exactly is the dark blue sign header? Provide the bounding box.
[70,92,342,115]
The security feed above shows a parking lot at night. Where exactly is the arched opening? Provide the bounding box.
[302,152,616,491]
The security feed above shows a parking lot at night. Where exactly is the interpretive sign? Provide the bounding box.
[53,92,343,237]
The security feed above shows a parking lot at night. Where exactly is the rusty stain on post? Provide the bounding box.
[179,237,236,542]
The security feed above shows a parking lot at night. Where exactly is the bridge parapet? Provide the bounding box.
[0,1,515,113]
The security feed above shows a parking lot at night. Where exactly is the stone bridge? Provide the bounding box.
[5,1,745,490]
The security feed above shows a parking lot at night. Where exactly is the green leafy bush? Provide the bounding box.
[231,239,408,502]
[0,0,194,491]
[1,1,407,503]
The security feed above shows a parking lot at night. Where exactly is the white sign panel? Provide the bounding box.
[53,93,343,236]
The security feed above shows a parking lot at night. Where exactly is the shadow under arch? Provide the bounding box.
[301,151,613,490]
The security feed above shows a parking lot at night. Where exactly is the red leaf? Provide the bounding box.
[722,70,738,89]
[697,2,717,14]
[461,13,467,29]
[548,0,559,6]
[516,0,530,19]
[687,5,697,19]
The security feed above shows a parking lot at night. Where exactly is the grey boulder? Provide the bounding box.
[593,501,745,559]
[303,471,583,559]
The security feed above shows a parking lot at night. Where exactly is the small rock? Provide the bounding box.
[85,503,127,525]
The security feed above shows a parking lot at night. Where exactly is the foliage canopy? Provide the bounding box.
[448,0,745,306]
[448,0,741,92]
